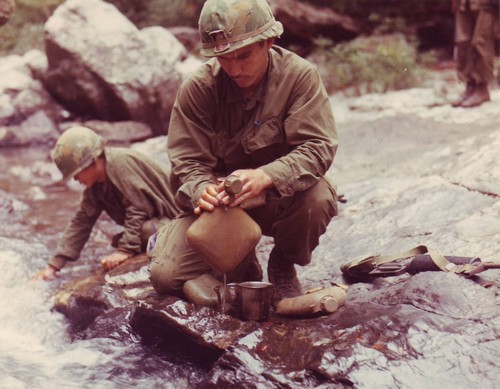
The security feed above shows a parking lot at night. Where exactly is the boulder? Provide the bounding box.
[168,26,201,54]
[0,50,65,147]
[269,0,361,54]
[43,0,184,136]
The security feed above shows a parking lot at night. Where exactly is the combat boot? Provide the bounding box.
[460,83,490,108]
[268,264,302,307]
[243,251,263,281]
[451,81,474,107]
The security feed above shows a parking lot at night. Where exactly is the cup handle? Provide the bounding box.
[214,286,223,307]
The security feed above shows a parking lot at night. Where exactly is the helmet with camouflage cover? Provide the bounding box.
[199,0,283,57]
[51,126,106,182]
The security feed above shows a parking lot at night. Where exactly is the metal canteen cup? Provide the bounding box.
[226,281,274,321]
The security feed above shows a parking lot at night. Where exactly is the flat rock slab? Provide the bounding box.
[52,252,499,388]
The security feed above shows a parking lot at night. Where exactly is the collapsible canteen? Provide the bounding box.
[186,176,262,273]
[227,281,274,321]
[275,286,347,317]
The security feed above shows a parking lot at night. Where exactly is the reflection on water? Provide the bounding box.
[0,148,205,388]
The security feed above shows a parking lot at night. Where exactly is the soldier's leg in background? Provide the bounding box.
[455,8,476,84]
[140,217,171,251]
[459,10,496,107]
[469,10,497,85]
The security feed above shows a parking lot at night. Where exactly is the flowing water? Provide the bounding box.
[0,148,206,388]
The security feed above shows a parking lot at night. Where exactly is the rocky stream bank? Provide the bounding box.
[0,0,498,387]
[48,84,500,388]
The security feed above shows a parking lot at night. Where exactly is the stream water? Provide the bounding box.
[0,148,205,388]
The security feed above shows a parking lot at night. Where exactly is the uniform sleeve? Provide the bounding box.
[104,148,180,252]
[261,67,338,197]
[51,191,101,268]
[115,202,148,255]
[167,74,219,211]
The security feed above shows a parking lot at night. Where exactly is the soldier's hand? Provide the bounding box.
[194,183,223,215]
[31,266,58,281]
[219,169,273,207]
[101,251,130,270]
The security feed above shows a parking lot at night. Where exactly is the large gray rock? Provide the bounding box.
[0,50,64,146]
[43,0,184,136]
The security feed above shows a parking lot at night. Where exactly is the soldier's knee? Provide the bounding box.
[149,262,184,296]
[304,179,338,218]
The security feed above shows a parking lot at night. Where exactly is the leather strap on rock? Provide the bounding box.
[340,245,474,279]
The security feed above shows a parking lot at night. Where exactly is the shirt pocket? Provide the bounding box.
[241,116,284,153]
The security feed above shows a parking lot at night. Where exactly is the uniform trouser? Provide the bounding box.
[141,217,171,248]
[148,178,338,295]
[455,8,497,84]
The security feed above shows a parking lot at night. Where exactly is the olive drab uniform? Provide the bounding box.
[148,45,339,295]
[453,0,499,107]
[49,147,179,270]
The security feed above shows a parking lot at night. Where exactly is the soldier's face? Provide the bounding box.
[217,40,273,90]
[74,161,103,188]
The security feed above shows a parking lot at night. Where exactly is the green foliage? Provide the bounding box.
[303,0,453,38]
[309,34,429,96]
[0,0,64,56]
[305,0,451,17]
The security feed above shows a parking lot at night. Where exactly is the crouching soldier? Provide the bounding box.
[147,0,338,305]
[33,126,180,280]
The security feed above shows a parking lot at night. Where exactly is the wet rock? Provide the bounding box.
[54,253,259,351]
[0,188,29,216]
[200,273,499,387]
[52,248,499,388]
[43,0,184,136]
[131,297,258,363]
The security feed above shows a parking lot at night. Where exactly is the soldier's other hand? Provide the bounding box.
[219,169,273,207]
[194,183,222,215]
[101,251,130,270]
[31,266,58,281]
